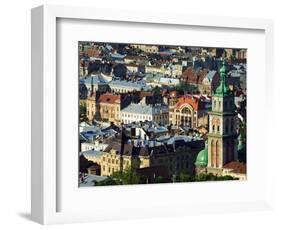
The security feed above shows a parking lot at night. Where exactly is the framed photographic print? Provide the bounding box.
[31,5,274,225]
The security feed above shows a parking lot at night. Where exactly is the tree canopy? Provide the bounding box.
[175,82,198,94]
[113,63,127,79]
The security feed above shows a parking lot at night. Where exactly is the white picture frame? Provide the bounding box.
[31,4,274,225]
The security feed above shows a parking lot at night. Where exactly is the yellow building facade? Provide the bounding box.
[99,145,198,177]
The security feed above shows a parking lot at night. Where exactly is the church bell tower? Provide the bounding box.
[207,62,238,169]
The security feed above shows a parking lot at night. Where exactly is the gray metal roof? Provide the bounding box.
[109,79,147,89]
[80,75,108,85]
[121,103,168,115]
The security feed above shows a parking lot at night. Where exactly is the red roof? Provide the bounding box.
[173,95,206,111]
[223,161,247,174]
[98,93,120,104]
[181,67,208,84]
[85,48,102,57]
[139,91,154,99]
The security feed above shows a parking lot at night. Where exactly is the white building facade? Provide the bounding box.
[121,103,169,125]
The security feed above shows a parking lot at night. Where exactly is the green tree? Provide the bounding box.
[179,172,193,182]
[95,177,117,186]
[176,82,198,94]
[194,173,237,182]
[154,176,165,183]
[79,103,88,122]
[112,167,140,185]
[152,86,161,95]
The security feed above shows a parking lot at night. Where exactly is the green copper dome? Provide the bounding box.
[215,62,230,96]
[195,140,208,167]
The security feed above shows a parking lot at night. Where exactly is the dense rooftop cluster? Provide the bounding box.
[79,42,247,186]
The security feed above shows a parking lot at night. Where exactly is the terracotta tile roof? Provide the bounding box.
[173,95,206,111]
[223,161,247,174]
[98,93,120,104]
[181,67,208,84]
[139,91,154,99]
[85,48,102,57]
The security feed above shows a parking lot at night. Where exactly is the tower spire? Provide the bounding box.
[215,61,230,96]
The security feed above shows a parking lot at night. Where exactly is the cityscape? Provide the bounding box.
[79,42,247,186]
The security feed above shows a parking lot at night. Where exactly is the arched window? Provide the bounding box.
[211,140,215,167]
[214,100,217,110]
[212,118,216,133]
[181,107,191,114]
[216,141,221,168]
